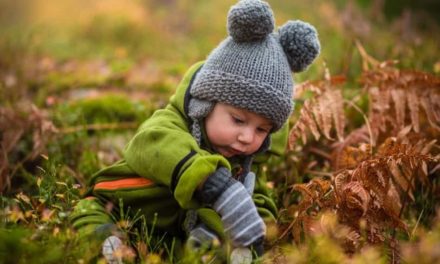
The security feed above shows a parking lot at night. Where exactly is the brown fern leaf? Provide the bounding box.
[294,154,413,252]
[334,170,352,199]
[292,183,315,199]
[289,76,346,148]
[344,228,361,253]
[419,139,437,155]
[390,88,406,129]
[331,127,372,170]
[29,105,59,159]
[302,215,316,236]
[362,67,440,140]
[314,177,332,194]
[290,177,338,243]
[353,159,391,196]
[338,181,370,218]
[0,108,27,191]
[384,182,403,218]
[314,93,334,140]
[0,105,58,192]
[388,158,415,201]
[327,89,345,141]
[406,88,420,133]
[377,136,435,205]
[292,218,303,245]
[432,92,440,122]
[293,178,333,208]
[420,95,440,131]
[368,86,391,138]
[303,101,321,141]
[332,144,371,170]
[289,108,310,147]
[333,152,411,237]
[289,101,321,146]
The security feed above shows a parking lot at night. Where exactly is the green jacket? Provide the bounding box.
[70,62,288,242]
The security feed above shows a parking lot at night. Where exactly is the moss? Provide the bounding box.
[57,93,154,126]
[78,150,100,178]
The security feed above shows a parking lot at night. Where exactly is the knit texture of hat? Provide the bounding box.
[190,0,320,131]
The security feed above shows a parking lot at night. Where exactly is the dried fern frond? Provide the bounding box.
[289,73,346,148]
[332,143,371,170]
[287,177,336,244]
[289,62,439,151]
[287,55,439,259]
[0,105,58,191]
[361,67,440,140]
[290,135,437,254]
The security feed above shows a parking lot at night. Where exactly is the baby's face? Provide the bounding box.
[204,103,272,158]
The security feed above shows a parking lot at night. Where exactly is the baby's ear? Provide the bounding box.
[278,20,320,73]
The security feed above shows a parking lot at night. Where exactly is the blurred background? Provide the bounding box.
[1,0,440,191]
[0,1,439,262]
[1,0,439,189]
[1,0,439,105]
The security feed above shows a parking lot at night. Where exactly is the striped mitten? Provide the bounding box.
[199,167,265,247]
[243,171,256,195]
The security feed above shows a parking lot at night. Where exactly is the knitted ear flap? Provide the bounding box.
[278,20,320,73]
[188,98,215,145]
[227,0,274,42]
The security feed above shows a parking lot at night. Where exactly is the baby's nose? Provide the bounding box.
[238,128,254,144]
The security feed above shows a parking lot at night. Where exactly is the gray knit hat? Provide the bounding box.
[189,0,320,135]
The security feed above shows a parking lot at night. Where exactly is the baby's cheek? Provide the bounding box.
[254,136,267,150]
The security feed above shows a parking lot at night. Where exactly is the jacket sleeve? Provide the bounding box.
[251,122,289,221]
[123,106,230,210]
[123,61,230,209]
[70,197,114,238]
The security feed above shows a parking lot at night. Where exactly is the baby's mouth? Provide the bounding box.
[215,146,245,157]
[227,147,245,156]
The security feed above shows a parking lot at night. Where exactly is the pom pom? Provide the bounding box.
[227,0,274,42]
[278,20,320,72]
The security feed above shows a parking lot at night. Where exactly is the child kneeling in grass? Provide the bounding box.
[70,0,320,262]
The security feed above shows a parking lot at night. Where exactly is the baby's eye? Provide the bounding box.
[257,127,269,134]
[232,116,244,124]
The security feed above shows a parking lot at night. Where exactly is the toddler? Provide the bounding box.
[70,0,320,263]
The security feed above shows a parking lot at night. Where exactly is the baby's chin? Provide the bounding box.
[217,149,235,158]
[215,146,251,158]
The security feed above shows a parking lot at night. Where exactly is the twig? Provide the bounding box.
[278,219,297,241]
[305,170,333,177]
[410,207,425,239]
[308,147,332,160]
[355,39,380,71]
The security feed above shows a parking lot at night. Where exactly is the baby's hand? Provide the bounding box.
[243,171,256,195]
[230,236,264,264]
[102,235,123,264]
[200,167,265,247]
[230,247,252,264]
[186,223,220,250]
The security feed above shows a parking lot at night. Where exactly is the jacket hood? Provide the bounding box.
[168,61,204,122]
